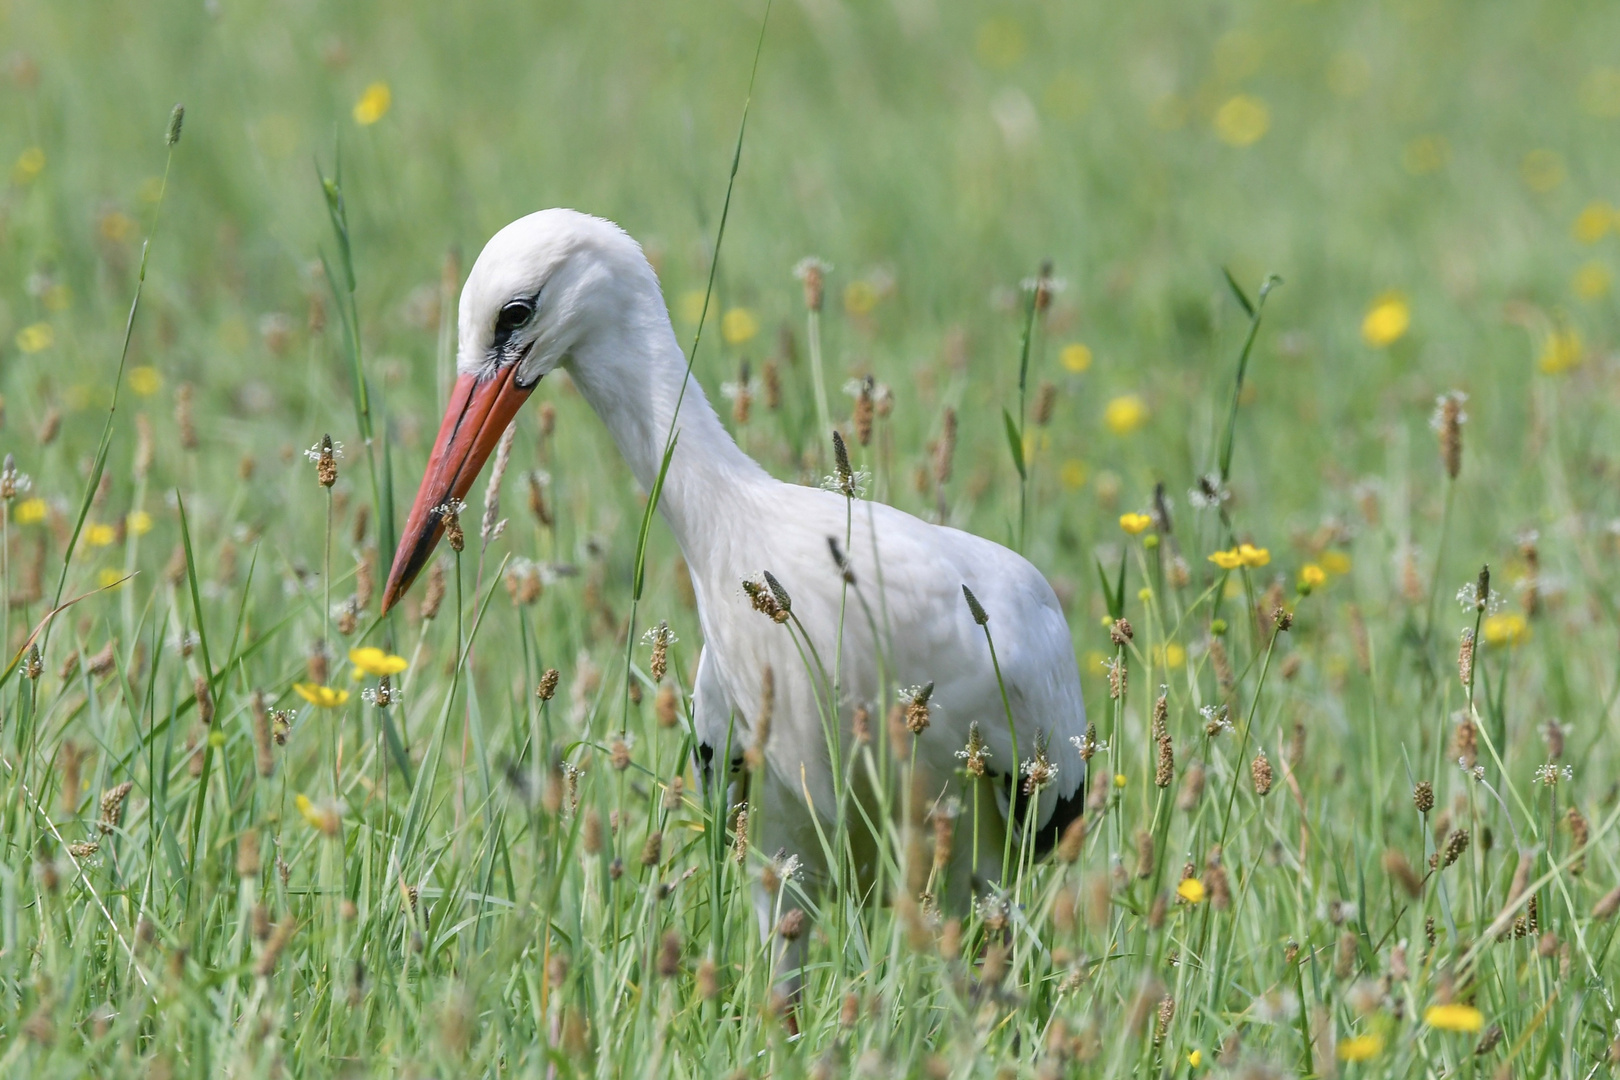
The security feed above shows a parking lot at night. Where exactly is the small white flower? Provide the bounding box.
[793,256,832,280]
[1188,474,1229,509]
[303,440,344,462]
[640,624,678,646]
[1455,581,1505,614]
[819,471,871,497]
[1534,762,1572,786]
[1428,390,1469,431]
[433,498,467,517]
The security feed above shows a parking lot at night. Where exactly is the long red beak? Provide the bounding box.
[381,367,537,612]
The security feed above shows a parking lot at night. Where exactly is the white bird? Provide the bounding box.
[382,209,1087,969]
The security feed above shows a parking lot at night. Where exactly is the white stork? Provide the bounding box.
[381,209,1086,962]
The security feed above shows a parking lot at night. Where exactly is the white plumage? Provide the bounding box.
[385,208,1087,962]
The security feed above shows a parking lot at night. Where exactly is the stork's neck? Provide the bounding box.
[563,290,769,571]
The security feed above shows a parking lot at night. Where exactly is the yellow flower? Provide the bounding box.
[129,366,162,396]
[12,146,45,184]
[1574,261,1611,301]
[97,569,126,590]
[85,523,117,547]
[720,308,759,345]
[1113,773,1127,788]
[1582,67,1620,117]
[294,793,342,835]
[1300,564,1327,589]
[1573,201,1614,244]
[15,323,54,353]
[1177,877,1206,904]
[1103,394,1148,435]
[1208,549,1244,570]
[14,498,46,524]
[1119,512,1153,535]
[294,683,350,708]
[974,16,1026,69]
[1538,328,1583,374]
[295,793,320,827]
[1187,1050,1202,1068]
[99,210,136,243]
[1320,550,1352,576]
[1401,135,1450,176]
[1060,343,1093,373]
[843,280,878,316]
[677,290,708,324]
[353,81,392,125]
[1059,460,1088,490]
[1521,149,1565,193]
[1214,95,1270,147]
[1238,543,1270,568]
[1482,612,1528,648]
[1337,1033,1384,1061]
[1155,642,1187,668]
[127,511,153,535]
[349,647,409,677]
[1424,1003,1484,1033]
[1361,294,1410,347]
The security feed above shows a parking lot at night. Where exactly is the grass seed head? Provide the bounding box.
[1109,616,1132,644]
[962,584,989,625]
[1155,736,1175,788]
[1442,828,1470,867]
[97,780,133,833]
[421,559,446,619]
[1055,817,1086,864]
[1251,750,1273,796]
[640,830,662,867]
[932,406,956,487]
[165,103,185,145]
[1414,780,1435,813]
[1458,627,1475,686]
[535,667,559,702]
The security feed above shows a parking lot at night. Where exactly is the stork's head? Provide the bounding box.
[382,209,650,612]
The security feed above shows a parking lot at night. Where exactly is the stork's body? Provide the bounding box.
[383,210,1087,958]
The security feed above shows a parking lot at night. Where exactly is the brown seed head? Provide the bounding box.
[1414,780,1435,814]
[1458,627,1475,687]
[1177,761,1204,812]
[1251,750,1273,796]
[905,682,934,734]
[98,780,134,832]
[1033,380,1057,427]
[1442,828,1470,867]
[777,908,807,941]
[640,830,662,868]
[1382,850,1424,898]
[536,667,560,701]
[853,377,874,445]
[1109,617,1133,645]
[1155,736,1175,789]
[1055,816,1086,864]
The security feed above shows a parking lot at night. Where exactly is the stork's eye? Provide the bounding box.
[496,299,534,334]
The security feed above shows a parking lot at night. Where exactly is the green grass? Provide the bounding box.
[4,1,1620,1076]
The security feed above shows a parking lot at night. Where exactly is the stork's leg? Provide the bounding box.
[749,761,826,1010]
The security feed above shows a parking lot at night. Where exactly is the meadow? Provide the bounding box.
[3,0,1620,1076]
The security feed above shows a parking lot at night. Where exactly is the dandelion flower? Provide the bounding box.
[1177,877,1206,904]
[1104,394,1148,435]
[1361,294,1410,347]
[1482,612,1528,647]
[1214,95,1270,146]
[1237,543,1270,567]
[720,308,759,345]
[1060,343,1092,373]
[1573,201,1614,244]
[294,683,350,708]
[1537,328,1583,374]
[349,646,409,677]
[353,82,392,125]
[129,366,162,396]
[12,147,45,184]
[15,323,53,353]
[1337,1033,1384,1061]
[1424,1003,1484,1033]
[1119,512,1153,535]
